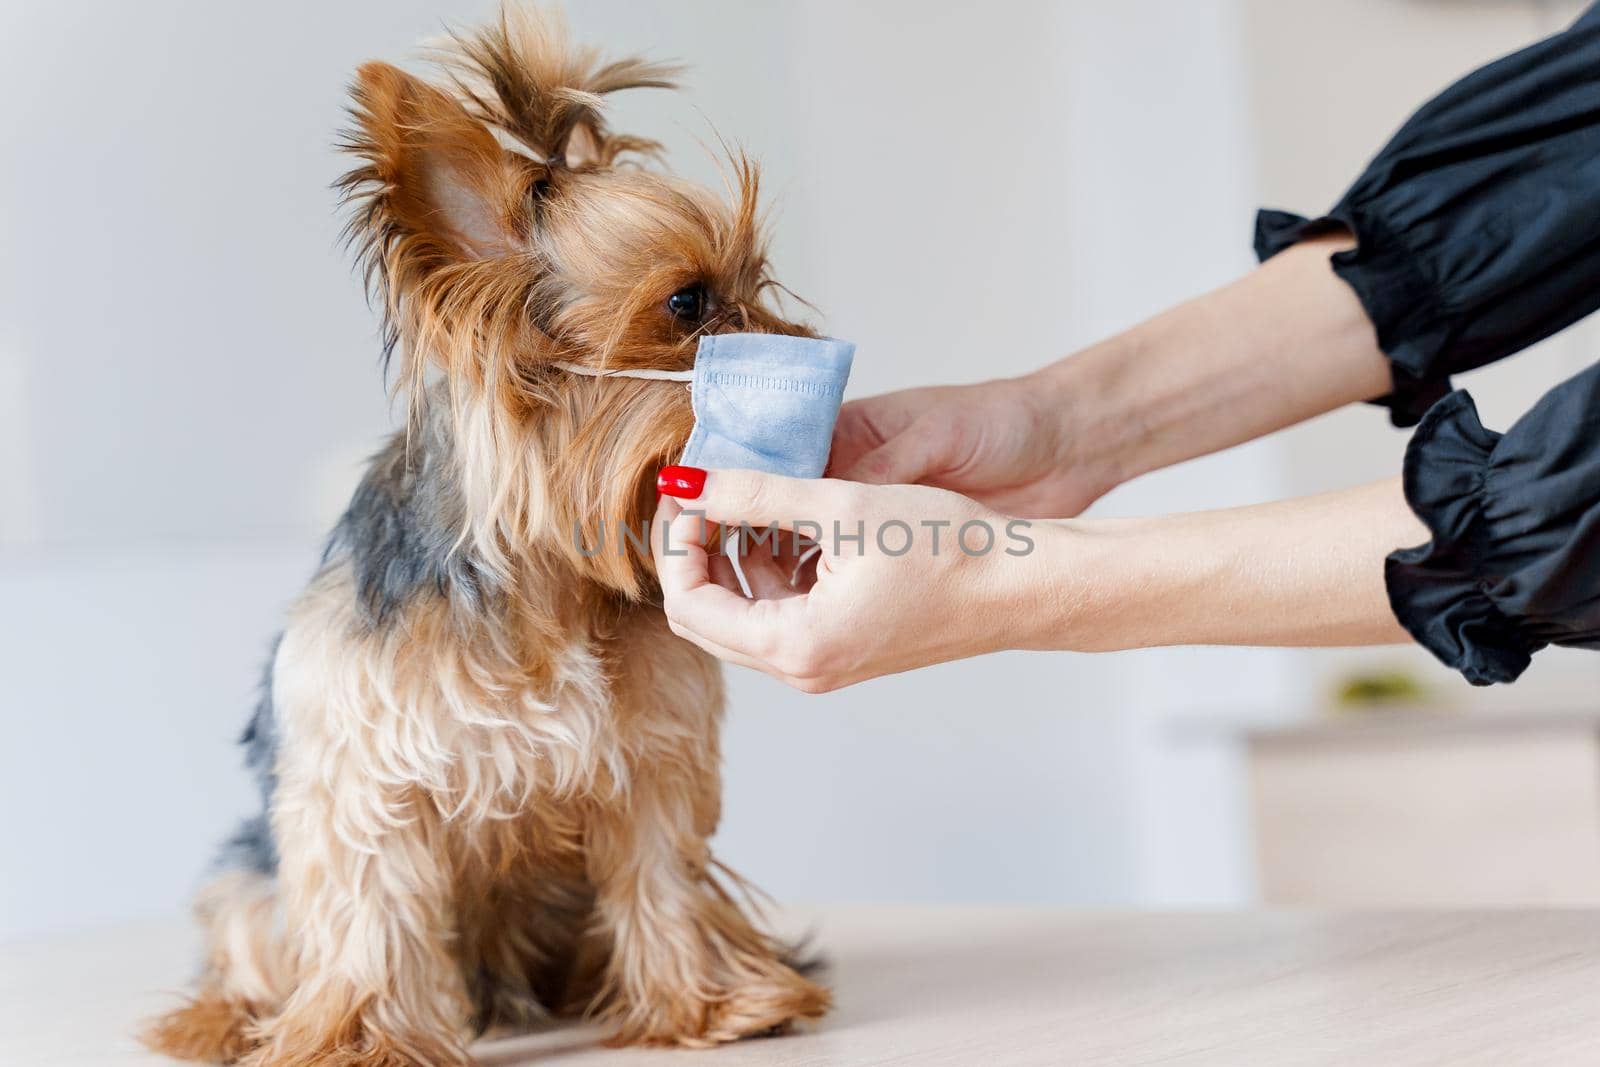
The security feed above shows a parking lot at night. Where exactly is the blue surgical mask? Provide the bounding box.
[556,332,855,476]
[555,332,855,595]
[678,332,855,476]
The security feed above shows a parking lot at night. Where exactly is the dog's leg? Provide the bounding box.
[238,771,471,1067]
[238,607,475,1067]
[141,870,288,1063]
[584,613,829,1046]
[585,777,830,1047]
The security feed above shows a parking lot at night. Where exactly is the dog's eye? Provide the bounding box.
[666,285,707,323]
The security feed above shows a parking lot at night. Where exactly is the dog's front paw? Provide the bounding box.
[700,968,831,1045]
[604,963,831,1049]
[239,1028,473,1067]
[140,995,260,1063]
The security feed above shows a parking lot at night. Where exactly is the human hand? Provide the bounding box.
[651,467,1425,693]
[828,235,1391,520]
[826,374,1113,518]
[651,466,1052,692]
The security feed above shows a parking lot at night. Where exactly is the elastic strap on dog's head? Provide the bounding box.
[552,360,693,382]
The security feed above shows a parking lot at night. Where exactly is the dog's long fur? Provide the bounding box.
[142,8,827,1064]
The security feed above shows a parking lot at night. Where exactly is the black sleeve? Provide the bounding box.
[1255,3,1600,426]
[1386,361,1600,684]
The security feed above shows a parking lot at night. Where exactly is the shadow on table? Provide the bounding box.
[468,919,1099,1065]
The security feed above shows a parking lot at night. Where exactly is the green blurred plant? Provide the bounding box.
[1334,669,1429,708]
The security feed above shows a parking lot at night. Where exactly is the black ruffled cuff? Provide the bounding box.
[1253,6,1600,428]
[1255,208,1453,427]
[1384,391,1541,684]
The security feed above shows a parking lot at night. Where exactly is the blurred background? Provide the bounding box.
[4,0,1598,941]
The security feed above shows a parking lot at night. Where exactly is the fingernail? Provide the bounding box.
[656,465,706,499]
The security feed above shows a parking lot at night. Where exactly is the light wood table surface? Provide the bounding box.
[5,907,1599,1066]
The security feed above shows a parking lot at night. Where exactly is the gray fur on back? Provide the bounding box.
[217,636,281,876]
[218,393,487,878]
[323,397,487,626]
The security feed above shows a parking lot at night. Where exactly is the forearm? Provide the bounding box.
[1028,478,1428,652]
[1035,235,1393,490]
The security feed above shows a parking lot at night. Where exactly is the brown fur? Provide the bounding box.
[142,6,827,1064]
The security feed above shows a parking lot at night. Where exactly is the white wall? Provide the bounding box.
[3,0,1272,937]
[699,0,1281,909]
[10,0,1583,939]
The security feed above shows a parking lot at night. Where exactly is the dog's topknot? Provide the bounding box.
[438,4,681,168]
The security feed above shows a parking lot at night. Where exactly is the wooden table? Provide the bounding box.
[6,907,1600,1065]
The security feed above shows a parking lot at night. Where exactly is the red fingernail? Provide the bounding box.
[656,465,706,499]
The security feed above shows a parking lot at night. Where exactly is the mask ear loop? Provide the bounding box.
[724,528,753,598]
[790,542,822,588]
[725,532,821,598]
[551,360,695,383]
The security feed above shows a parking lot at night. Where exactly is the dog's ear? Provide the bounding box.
[341,61,538,265]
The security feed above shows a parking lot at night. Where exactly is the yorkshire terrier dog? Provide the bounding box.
[142,7,828,1065]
